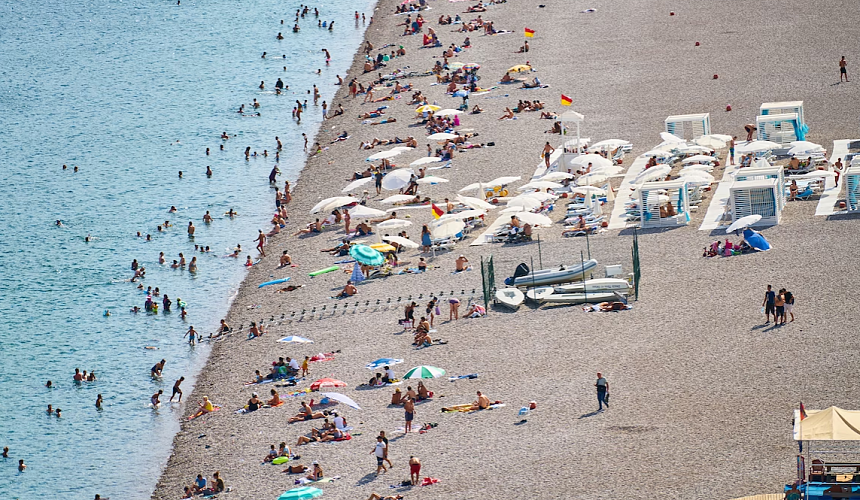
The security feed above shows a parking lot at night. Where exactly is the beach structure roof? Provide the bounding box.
[760,100,805,125]
[756,113,804,144]
[664,113,711,140]
[793,407,860,441]
[560,110,584,123]
[729,178,782,226]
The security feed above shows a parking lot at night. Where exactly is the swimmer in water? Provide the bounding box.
[151,359,166,377]
[55,220,63,227]
[46,380,52,388]
[63,164,67,170]
[151,389,163,407]
[277,32,284,40]
[203,211,212,223]
[205,147,210,155]
[221,131,229,140]
[2,447,8,458]
[170,377,185,401]
[178,171,183,178]
[96,394,103,409]
[55,409,61,418]
[47,404,53,414]
[226,209,237,218]
[261,52,266,59]
[85,234,92,242]
[18,459,26,472]
[146,234,152,241]
[159,252,165,264]
[169,206,177,212]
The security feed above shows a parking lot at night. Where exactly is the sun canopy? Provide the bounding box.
[794,407,860,441]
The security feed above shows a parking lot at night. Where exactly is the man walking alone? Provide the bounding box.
[596,372,609,411]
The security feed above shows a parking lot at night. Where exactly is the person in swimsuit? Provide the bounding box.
[246,393,262,412]
[151,389,163,407]
[403,397,415,433]
[151,359,166,377]
[409,455,421,485]
[170,377,185,402]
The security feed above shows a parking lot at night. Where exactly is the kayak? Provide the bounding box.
[259,278,290,288]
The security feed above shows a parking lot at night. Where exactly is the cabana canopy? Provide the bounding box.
[794,407,860,441]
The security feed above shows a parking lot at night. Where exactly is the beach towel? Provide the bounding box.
[421,477,440,486]
[448,373,479,381]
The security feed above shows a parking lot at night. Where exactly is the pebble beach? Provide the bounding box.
[153,0,860,499]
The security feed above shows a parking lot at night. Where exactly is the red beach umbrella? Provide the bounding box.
[310,378,347,391]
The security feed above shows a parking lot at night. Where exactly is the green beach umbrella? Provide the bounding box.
[348,244,385,266]
[278,486,323,500]
[403,365,446,379]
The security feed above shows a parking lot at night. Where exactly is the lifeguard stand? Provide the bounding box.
[730,178,782,226]
[664,113,711,141]
[756,113,804,143]
[735,163,786,211]
[559,110,586,172]
[638,179,691,228]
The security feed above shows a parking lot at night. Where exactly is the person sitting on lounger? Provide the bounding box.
[289,401,324,423]
[471,390,491,410]
[789,180,799,200]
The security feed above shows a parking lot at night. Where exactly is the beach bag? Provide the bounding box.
[435,305,441,316]
[604,393,610,405]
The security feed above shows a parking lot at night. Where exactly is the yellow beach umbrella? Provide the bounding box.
[415,104,441,113]
[507,64,532,73]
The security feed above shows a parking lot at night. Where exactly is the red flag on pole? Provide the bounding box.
[799,402,807,421]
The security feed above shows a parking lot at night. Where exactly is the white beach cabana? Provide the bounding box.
[729,178,782,227]
[734,164,786,211]
[664,113,711,141]
[756,113,804,144]
[843,158,860,211]
[760,100,805,129]
[638,179,691,228]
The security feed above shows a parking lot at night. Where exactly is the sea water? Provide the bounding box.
[0,0,374,497]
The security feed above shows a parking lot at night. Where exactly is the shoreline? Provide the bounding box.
[154,0,860,498]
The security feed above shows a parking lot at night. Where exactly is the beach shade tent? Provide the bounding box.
[756,113,804,144]
[664,113,711,141]
[349,244,385,266]
[638,179,691,228]
[366,358,404,369]
[427,132,458,140]
[278,486,324,500]
[278,336,314,343]
[411,157,443,167]
[382,235,420,249]
[742,228,772,251]
[416,175,449,185]
[345,205,387,218]
[403,366,446,379]
[457,195,495,210]
[729,178,782,227]
[321,392,361,410]
[431,218,465,239]
[792,407,860,441]
[310,378,347,391]
[380,194,416,204]
[735,164,786,211]
[377,219,412,230]
[381,169,414,190]
[760,100,806,134]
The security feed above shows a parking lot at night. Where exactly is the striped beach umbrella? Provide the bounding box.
[403,366,446,379]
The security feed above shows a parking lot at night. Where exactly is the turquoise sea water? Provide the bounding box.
[0,0,374,497]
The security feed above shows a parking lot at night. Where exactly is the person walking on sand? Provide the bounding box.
[409,455,421,485]
[596,372,609,411]
[255,229,267,256]
[403,397,415,433]
[784,290,795,322]
[762,284,776,324]
[840,56,849,82]
[379,430,393,467]
[371,435,388,475]
[542,141,554,168]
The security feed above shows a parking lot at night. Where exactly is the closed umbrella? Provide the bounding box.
[381,169,414,190]
[365,358,404,369]
[577,173,609,186]
[341,177,374,193]
[431,218,465,239]
[416,175,449,184]
[321,392,362,410]
[367,149,402,161]
[350,262,365,284]
[540,172,574,181]
[381,194,416,204]
[415,104,441,113]
[382,235,420,249]
[346,205,387,218]
[457,195,495,210]
[434,109,463,117]
[411,157,442,166]
[517,180,563,191]
[726,214,762,233]
[278,487,323,500]
[277,336,314,343]
[349,244,385,266]
[310,196,359,214]
[310,378,347,391]
[377,219,412,230]
[403,366,446,379]
[505,197,541,210]
[507,211,553,227]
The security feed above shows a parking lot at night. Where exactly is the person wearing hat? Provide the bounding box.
[305,461,323,481]
[391,388,404,405]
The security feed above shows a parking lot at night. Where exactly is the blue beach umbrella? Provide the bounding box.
[348,244,385,266]
[453,90,470,98]
[365,358,404,370]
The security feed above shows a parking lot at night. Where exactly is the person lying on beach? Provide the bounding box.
[498,107,515,120]
[292,219,323,236]
[359,110,385,119]
[289,401,325,423]
[541,111,558,120]
[521,77,542,88]
[367,494,404,500]
[354,221,373,236]
[322,240,351,256]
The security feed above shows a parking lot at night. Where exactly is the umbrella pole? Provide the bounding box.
[537,234,543,269]
[581,251,587,303]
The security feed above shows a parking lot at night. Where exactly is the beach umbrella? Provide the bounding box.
[415,104,441,113]
[445,209,486,220]
[457,195,495,210]
[517,180,563,191]
[277,336,314,343]
[341,177,374,193]
[447,62,465,70]
[321,392,362,410]
[486,176,522,186]
[381,169,414,190]
[427,132,458,140]
[278,487,323,500]
[518,191,555,203]
[349,244,385,266]
[506,197,541,210]
[452,89,470,98]
[660,131,685,143]
[403,366,446,379]
[377,219,412,230]
[310,196,359,214]
[707,134,734,142]
[797,170,836,178]
[459,182,484,193]
[642,149,674,158]
[589,139,629,151]
[576,173,609,186]
[633,165,671,184]
[463,63,481,70]
[416,175,449,185]
[507,210,553,227]
[540,172,574,181]
[569,154,612,169]
[507,64,531,73]
[694,136,726,149]
[345,205,386,218]
[571,186,606,196]
[737,140,780,153]
[644,194,671,206]
[726,214,762,233]
[788,143,824,155]
[679,170,714,183]
[676,144,713,154]
[382,235,420,249]
[365,358,404,369]
[350,262,365,284]
[434,109,463,117]
[310,378,347,391]
[366,149,402,161]
[380,194,416,204]
[390,146,414,152]
[431,218,465,239]
[410,157,442,167]
[682,155,718,164]
[790,140,822,149]
[589,165,624,176]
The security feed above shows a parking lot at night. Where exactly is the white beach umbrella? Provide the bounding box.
[382,235,420,249]
[457,195,495,210]
[431,218,465,239]
[381,194,417,204]
[506,197,541,211]
[707,134,734,142]
[796,170,836,178]
[788,143,825,156]
[571,186,606,196]
[540,172,574,181]
[507,210,553,227]
[726,214,762,233]
[310,196,359,214]
[416,175,449,185]
[390,146,415,152]
[321,393,361,410]
[589,165,624,176]
[367,149,403,161]
[681,164,714,173]
[660,131,685,143]
[427,132,458,140]
[642,149,675,159]
[790,140,822,148]
[341,177,374,193]
[517,180,564,191]
[693,136,726,149]
[378,219,412,230]
[410,157,442,167]
[737,140,781,153]
[682,155,718,164]
[518,191,555,203]
[346,205,387,218]
[589,139,629,151]
[450,209,486,220]
[676,144,714,154]
[381,169,414,190]
[459,182,484,193]
[679,170,715,183]
[434,109,463,117]
[569,154,612,169]
[577,173,609,186]
[486,176,522,186]
[633,165,671,184]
